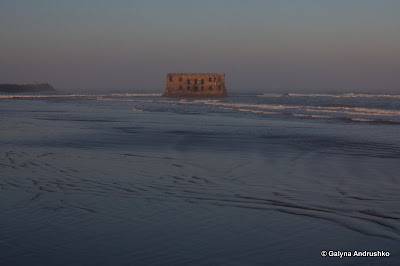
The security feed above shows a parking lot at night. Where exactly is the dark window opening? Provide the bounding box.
[218,86,221,90]
[187,86,190,91]
[194,86,198,92]
[194,79,198,84]
[169,76,173,82]
[209,86,213,91]
[214,77,216,82]
[201,86,204,91]
[179,86,183,90]
[201,79,204,84]
[179,77,182,82]
[209,77,212,82]
[187,79,190,85]
[219,77,221,81]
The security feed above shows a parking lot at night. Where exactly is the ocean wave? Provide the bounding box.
[179,100,400,118]
[304,106,400,117]
[338,117,400,125]
[0,93,161,100]
[110,93,162,97]
[173,99,400,124]
[258,93,400,99]
[236,108,279,115]
[292,114,400,124]
[291,114,334,119]
[178,99,221,105]
[255,93,285,97]
[0,94,101,99]
[96,97,154,103]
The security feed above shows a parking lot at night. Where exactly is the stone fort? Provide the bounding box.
[163,73,228,97]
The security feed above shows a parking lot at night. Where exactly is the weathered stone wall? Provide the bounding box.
[162,73,228,97]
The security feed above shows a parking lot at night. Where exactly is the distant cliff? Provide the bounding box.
[0,83,56,93]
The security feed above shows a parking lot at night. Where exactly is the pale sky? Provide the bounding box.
[1,0,399,93]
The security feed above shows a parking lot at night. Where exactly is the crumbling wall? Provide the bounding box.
[163,73,228,97]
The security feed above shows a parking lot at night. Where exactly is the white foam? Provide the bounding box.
[257,93,289,98]
[199,101,400,117]
[237,108,278,115]
[111,93,162,97]
[176,99,400,120]
[258,93,400,99]
[97,97,154,103]
[0,93,161,100]
[304,106,400,117]
[0,94,101,99]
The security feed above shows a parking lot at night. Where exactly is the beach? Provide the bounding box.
[1,93,399,265]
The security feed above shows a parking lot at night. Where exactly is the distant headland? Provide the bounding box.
[0,82,55,93]
[163,73,228,97]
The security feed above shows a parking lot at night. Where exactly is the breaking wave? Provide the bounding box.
[258,93,400,99]
[0,93,162,100]
[179,100,400,118]
[2,91,399,125]
[173,98,400,124]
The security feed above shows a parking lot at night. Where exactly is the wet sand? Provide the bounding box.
[1,94,399,265]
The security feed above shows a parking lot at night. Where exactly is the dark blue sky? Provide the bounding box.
[1,0,399,92]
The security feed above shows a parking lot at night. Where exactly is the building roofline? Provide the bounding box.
[167,73,224,75]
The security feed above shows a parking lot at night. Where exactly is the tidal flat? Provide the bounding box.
[1,93,399,265]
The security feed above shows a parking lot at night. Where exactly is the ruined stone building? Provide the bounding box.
[163,73,228,97]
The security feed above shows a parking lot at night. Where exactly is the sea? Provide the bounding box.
[1,92,399,265]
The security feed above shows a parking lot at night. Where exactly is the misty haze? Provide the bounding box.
[1,1,400,266]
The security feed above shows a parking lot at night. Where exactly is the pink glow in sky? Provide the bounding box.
[1,0,399,92]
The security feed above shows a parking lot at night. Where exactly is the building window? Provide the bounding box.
[209,77,212,82]
[194,86,198,92]
[179,86,183,90]
[194,79,198,85]
[179,77,182,82]
[218,86,221,90]
[201,86,204,91]
[201,79,204,84]
[209,86,213,91]
[214,77,216,82]
[169,76,173,82]
[219,77,221,81]
[187,86,190,91]
[187,79,190,85]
